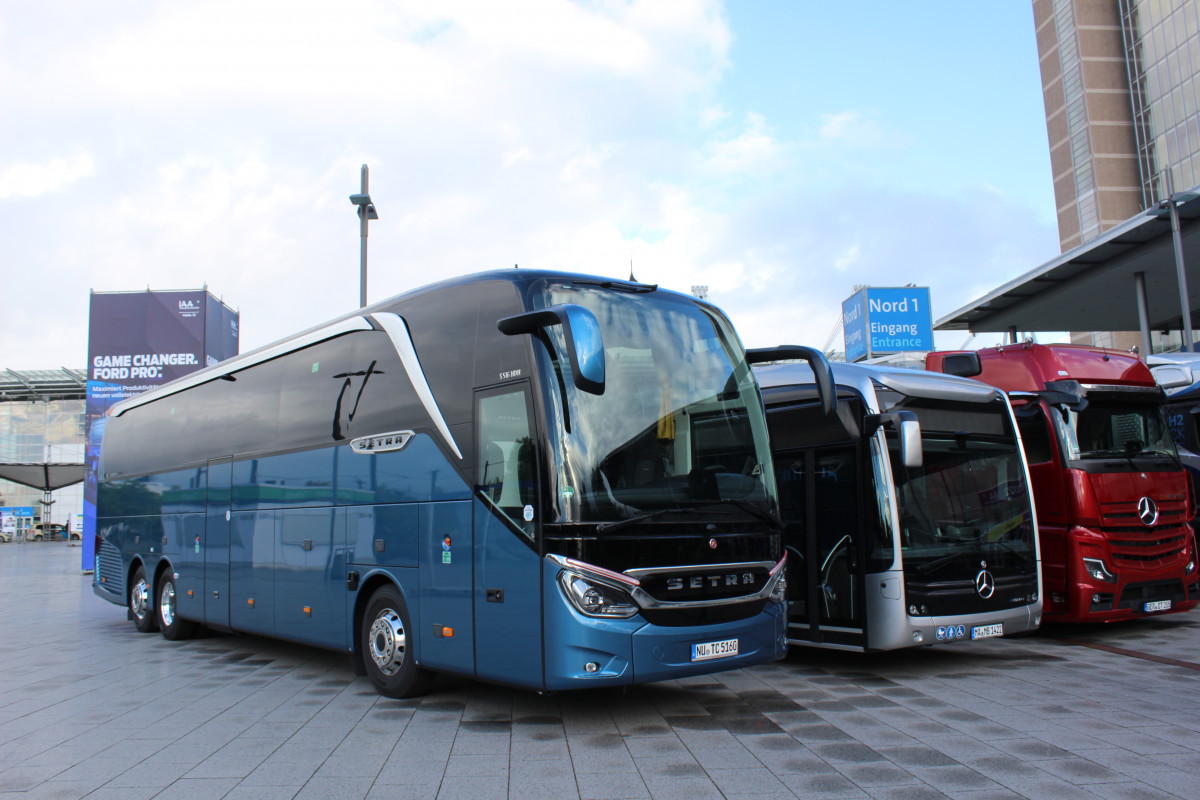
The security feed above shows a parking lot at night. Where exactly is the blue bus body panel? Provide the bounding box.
[172,515,206,621]
[416,500,474,673]
[349,503,419,569]
[229,510,276,637]
[472,499,543,688]
[274,506,348,647]
[541,560,788,691]
[204,458,232,628]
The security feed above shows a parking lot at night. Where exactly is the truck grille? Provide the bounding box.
[1099,499,1191,569]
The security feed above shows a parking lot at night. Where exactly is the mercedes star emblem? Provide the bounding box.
[975,570,996,599]
[1137,496,1159,526]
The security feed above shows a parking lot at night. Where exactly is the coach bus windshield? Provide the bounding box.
[532,282,777,527]
[885,398,1036,574]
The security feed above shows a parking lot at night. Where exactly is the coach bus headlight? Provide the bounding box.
[1082,557,1117,584]
[558,571,639,618]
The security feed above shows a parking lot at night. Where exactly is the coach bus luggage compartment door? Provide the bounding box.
[204,457,232,628]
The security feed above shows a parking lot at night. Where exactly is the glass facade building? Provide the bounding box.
[1035,0,1200,352]
[1122,0,1200,206]
[0,370,86,535]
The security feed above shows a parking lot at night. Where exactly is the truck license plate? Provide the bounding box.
[971,623,1004,640]
[1144,600,1172,612]
[691,638,738,662]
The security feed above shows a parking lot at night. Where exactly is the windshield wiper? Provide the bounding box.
[913,551,975,577]
[983,537,1032,564]
[595,507,701,534]
[688,498,783,530]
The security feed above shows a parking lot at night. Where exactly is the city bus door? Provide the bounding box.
[777,443,867,649]
[204,457,232,628]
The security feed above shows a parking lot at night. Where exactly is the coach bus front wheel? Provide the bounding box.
[361,586,434,698]
[129,565,159,634]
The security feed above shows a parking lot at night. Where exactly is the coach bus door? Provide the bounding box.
[204,457,232,628]
[472,382,544,687]
[777,443,867,649]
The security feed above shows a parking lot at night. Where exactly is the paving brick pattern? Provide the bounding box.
[2,544,1199,799]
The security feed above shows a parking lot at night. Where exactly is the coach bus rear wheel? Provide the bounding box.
[361,586,433,698]
[158,573,197,641]
[130,566,158,633]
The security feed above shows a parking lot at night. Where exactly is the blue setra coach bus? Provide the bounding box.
[93,270,787,696]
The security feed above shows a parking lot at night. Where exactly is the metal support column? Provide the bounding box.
[1167,172,1195,351]
[1135,271,1152,358]
[359,165,370,308]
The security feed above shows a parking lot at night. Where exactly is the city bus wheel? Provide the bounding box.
[130,566,158,633]
[157,572,197,641]
[361,586,433,698]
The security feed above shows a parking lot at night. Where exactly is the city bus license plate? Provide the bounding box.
[691,638,738,662]
[1145,600,1172,612]
[970,624,1004,640]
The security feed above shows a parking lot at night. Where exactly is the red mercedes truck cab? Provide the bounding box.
[927,343,1198,622]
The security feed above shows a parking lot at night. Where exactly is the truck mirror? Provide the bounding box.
[940,352,982,377]
[498,304,605,394]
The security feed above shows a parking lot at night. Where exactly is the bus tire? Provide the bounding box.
[361,585,433,698]
[157,572,197,641]
[130,565,158,633]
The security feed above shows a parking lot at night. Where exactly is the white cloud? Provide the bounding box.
[702,112,781,174]
[0,1,1057,374]
[0,153,94,199]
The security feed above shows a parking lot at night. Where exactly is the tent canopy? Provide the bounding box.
[0,463,85,491]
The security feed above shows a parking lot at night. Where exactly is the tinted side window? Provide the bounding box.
[476,386,536,539]
[276,333,361,449]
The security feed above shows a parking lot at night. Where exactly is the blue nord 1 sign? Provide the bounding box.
[842,286,933,362]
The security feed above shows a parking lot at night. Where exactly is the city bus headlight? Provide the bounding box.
[558,571,639,618]
[1082,557,1117,584]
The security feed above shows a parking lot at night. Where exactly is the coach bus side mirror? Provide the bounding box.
[864,410,923,468]
[498,304,606,394]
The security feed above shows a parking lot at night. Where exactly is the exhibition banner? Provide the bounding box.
[82,290,239,570]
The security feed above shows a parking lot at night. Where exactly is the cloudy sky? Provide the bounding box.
[0,1,1060,370]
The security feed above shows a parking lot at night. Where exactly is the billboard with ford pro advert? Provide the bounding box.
[82,290,238,570]
[842,286,933,361]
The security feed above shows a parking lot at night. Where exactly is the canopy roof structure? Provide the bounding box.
[936,187,1200,341]
[0,463,85,491]
[0,368,87,403]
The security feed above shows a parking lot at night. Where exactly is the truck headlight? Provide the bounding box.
[558,571,639,618]
[1082,557,1117,584]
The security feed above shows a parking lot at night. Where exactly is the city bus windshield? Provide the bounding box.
[531,281,777,527]
[885,398,1036,573]
[1050,393,1178,462]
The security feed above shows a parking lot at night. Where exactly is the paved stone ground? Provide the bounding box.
[1,543,1199,800]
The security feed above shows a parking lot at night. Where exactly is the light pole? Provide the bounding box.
[349,164,378,308]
